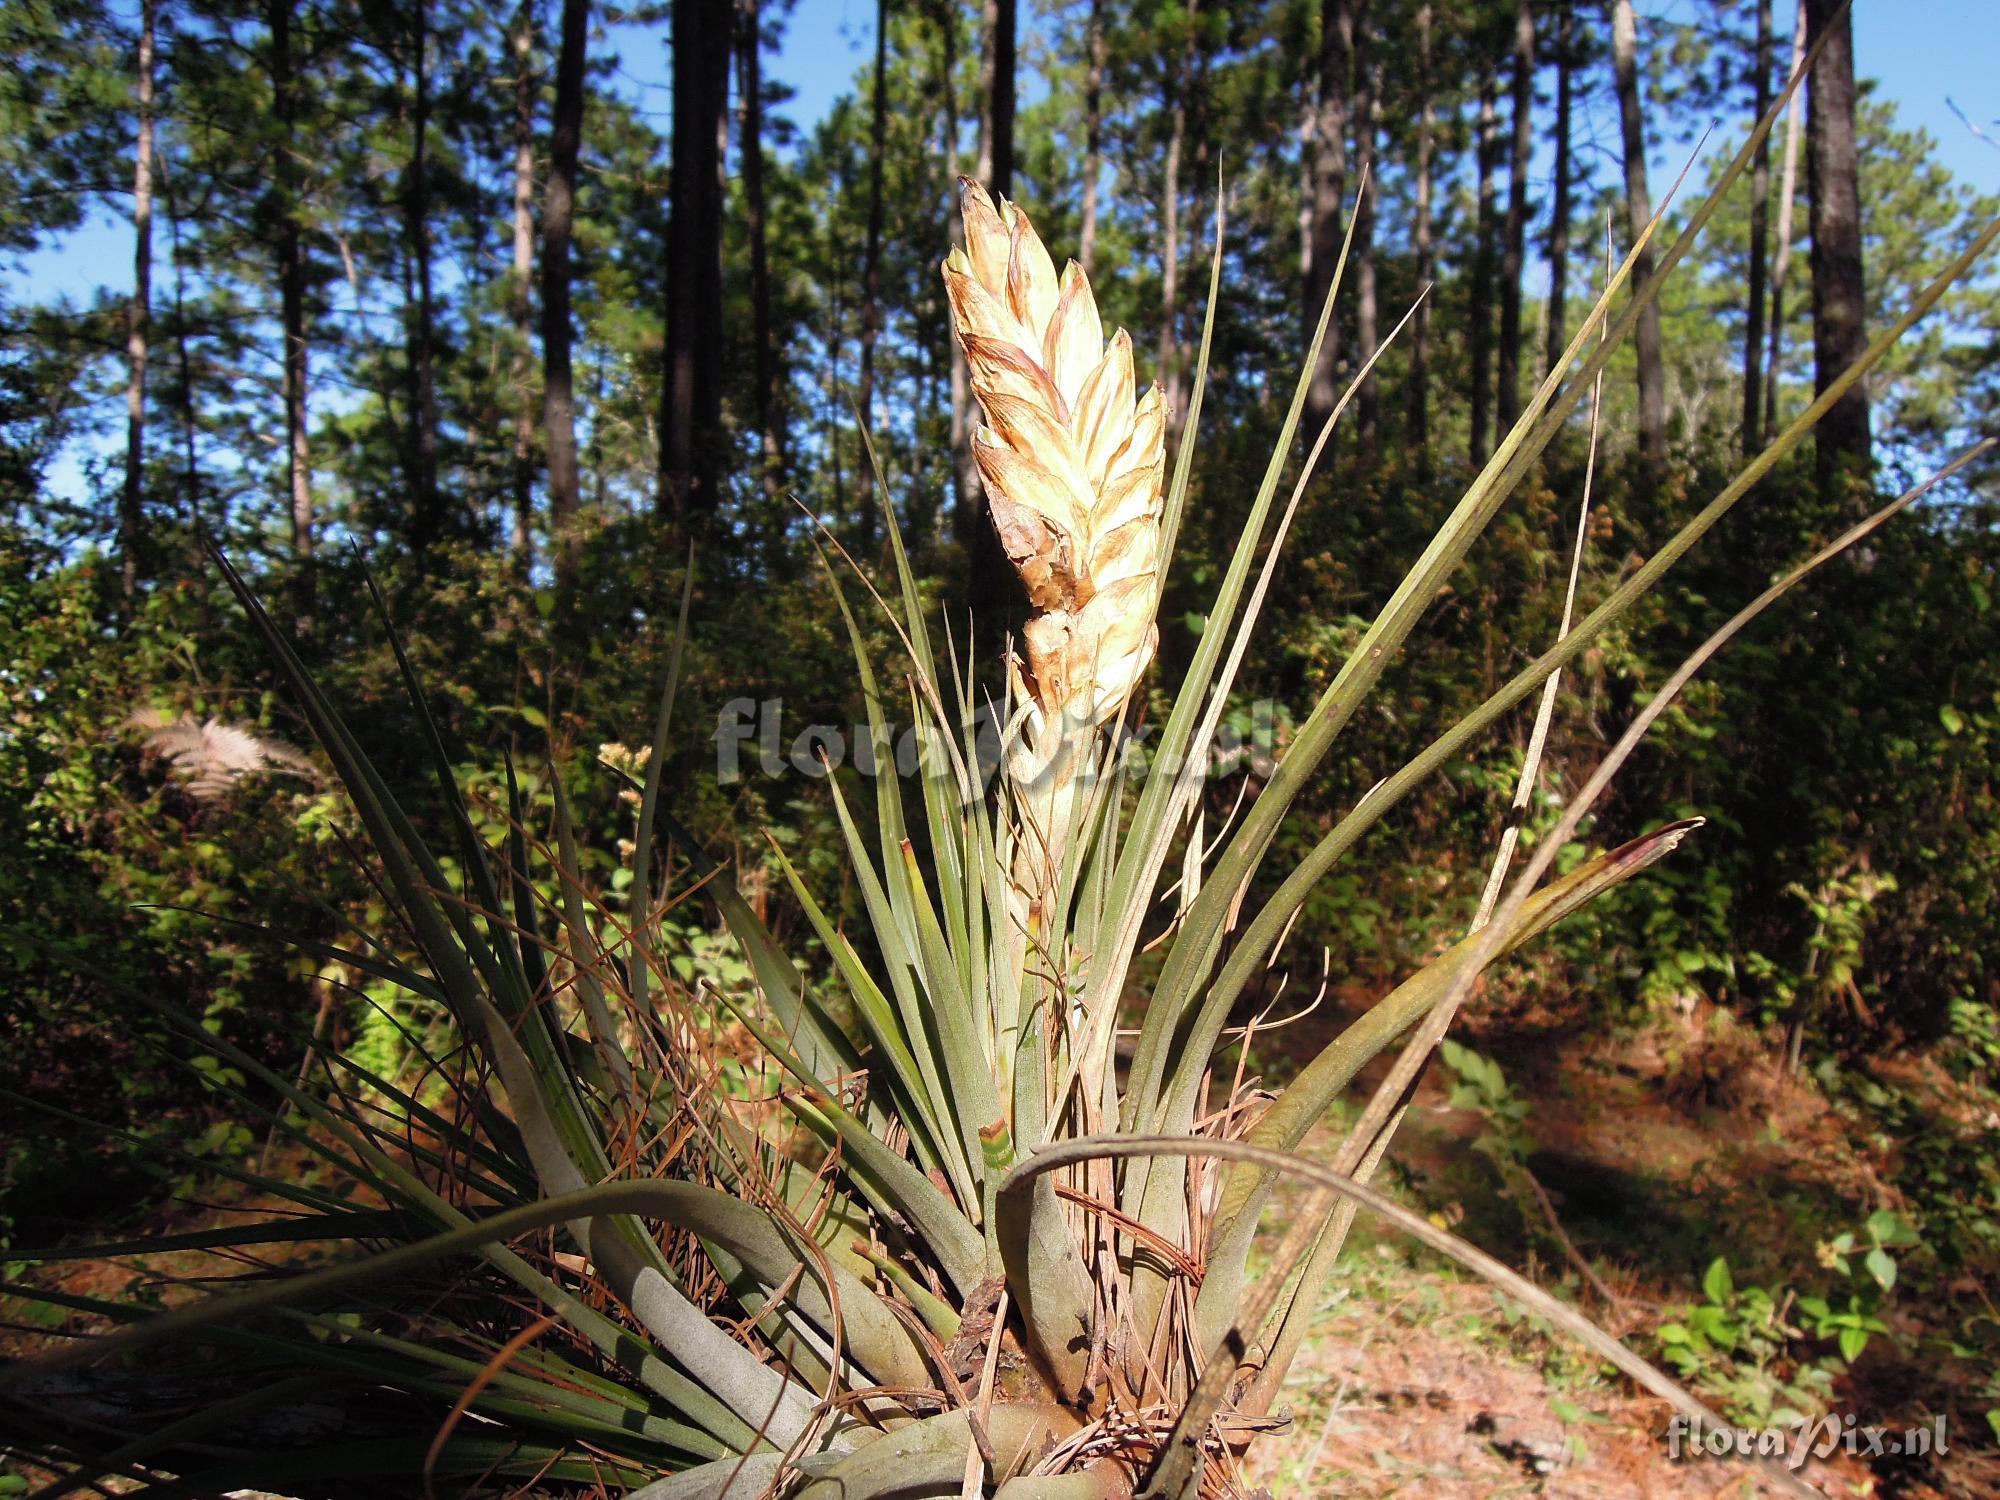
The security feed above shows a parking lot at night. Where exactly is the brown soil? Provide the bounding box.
[1234,988,2000,1499]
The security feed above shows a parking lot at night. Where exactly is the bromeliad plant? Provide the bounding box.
[6,64,1997,1499]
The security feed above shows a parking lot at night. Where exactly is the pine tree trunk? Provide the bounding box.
[938,0,977,538]
[1804,0,1869,502]
[122,0,156,603]
[918,302,938,514]
[1408,2,1434,477]
[509,0,536,571]
[964,0,1017,615]
[1497,0,1534,431]
[1765,1,1805,438]
[269,0,314,594]
[1741,0,1773,454]
[1078,0,1104,275]
[856,0,890,501]
[984,0,1016,200]
[161,163,205,530]
[1305,0,1354,429]
[1295,43,1315,284]
[1610,0,1666,468]
[1158,21,1187,424]
[738,0,782,526]
[542,0,588,598]
[662,0,731,522]
[826,205,847,516]
[403,0,443,554]
[1469,79,1498,465]
[1544,0,1573,376]
[1351,4,1379,456]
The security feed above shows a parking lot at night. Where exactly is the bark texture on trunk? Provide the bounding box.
[829,247,845,510]
[123,0,156,602]
[1469,80,1498,465]
[542,0,588,594]
[1158,15,1190,425]
[1804,0,1870,501]
[509,0,537,570]
[403,0,443,554]
[738,0,782,519]
[1545,0,1573,377]
[980,0,1016,200]
[1352,7,1378,455]
[269,0,315,593]
[1078,0,1104,275]
[856,0,890,460]
[965,0,1018,613]
[939,0,976,538]
[161,164,205,531]
[1741,0,1773,455]
[662,0,731,522]
[1305,0,1354,429]
[1766,1,1806,438]
[1408,3,1434,476]
[1295,18,1315,283]
[1497,0,1534,431]
[1611,0,1666,467]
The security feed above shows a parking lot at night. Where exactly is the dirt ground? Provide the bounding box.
[1233,987,2000,1499]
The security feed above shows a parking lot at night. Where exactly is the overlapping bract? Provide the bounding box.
[942,178,1168,732]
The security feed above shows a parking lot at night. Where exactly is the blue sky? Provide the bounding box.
[16,1,1998,305]
[11,3,1998,356]
[748,0,1999,194]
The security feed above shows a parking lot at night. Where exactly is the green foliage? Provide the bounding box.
[1656,1264,1832,1424]
[1655,1254,1834,1426]
[1818,1059,2000,1272]
[1,0,1998,1491]
[5,105,1907,1492]
[1654,1211,1930,1427]
[1441,1038,1533,1163]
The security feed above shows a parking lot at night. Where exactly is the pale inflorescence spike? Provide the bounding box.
[943,177,1169,737]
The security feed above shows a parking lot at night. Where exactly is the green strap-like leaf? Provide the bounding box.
[657,807,861,1086]
[765,829,965,1189]
[997,1137,1819,1500]
[549,767,640,1099]
[900,839,1007,1161]
[87,964,765,1455]
[1192,823,1701,1348]
[993,1175,1097,1402]
[818,765,972,1180]
[143,1435,657,1498]
[1106,188,1352,1134]
[11,1208,417,1261]
[629,548,696,1015]
[1125,93,1801,1157]
[788,1404,1081,1500]
[703,980,988,1295]
[625,1453,790,1500]
[0,1182,835,1449]
[653,1181,933,1392]
[1148,204,2000,1179]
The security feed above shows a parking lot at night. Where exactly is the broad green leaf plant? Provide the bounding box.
[5,42,1995,1499]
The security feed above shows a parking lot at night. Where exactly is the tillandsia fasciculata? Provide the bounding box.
[4,40,1995,1500]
